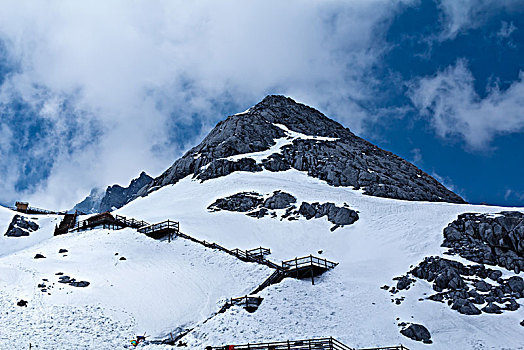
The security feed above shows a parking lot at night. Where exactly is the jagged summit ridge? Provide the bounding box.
[73,171,153,213]
[139,95,464,204]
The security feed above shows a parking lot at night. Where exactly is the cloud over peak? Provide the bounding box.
[408,59,524,150]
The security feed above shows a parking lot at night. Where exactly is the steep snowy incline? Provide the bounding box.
[116,169,524,350]
[0,213,271,349]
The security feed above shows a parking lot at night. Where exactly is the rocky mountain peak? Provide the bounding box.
[248,95,348,138]
[72,172,153,214]
[137,95,465,204]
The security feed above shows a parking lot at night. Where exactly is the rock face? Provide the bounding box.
[72,187,105,214]
[72,172,153,213]
[5,215,39,237]
[138,95,464,204]
[395,256,522,316]
[207,191,358,230]
[400,323,432,344]
[390,212,524,327]
[442,212,524,273]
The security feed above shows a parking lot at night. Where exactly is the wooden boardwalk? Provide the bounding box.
[207,337,354,350]
[282,255,338,285]
[206,337,409,350]
[137,220,179,241]
[70,213,150,232]
[221,295,264,313]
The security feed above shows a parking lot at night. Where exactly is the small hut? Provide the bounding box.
[15,202,29,212]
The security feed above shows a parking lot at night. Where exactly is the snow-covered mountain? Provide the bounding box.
[0,96,522,350]
[138,95,465,204]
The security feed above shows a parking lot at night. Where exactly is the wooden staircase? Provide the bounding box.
[251,270,286,294]
[54,212,78,236]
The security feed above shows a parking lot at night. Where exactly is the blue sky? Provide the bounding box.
[0,0,523,209]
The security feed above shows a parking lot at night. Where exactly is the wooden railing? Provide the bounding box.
[207,337,354,350]
[115,215,149,228]
[358,347,409,350]
[11,206,66,215]
[228,295,263,309]
[70,213,146,232]
[137,220,179,235]
[282,255,338,271]
[71,216,113,231]
[246,247,271,258]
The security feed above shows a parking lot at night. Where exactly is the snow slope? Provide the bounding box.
[1,169,523,349]
[0,207,270,349]
[115,169,524,350]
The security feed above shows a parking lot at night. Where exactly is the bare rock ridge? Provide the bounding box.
[139,95,464,203]
[73,172,153,214]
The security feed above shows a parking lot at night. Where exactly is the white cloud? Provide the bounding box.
[410,148,423,165]
[504,188,524,202]
[0,0,412,209]
[437,0,523,40]
[408,59,524,149]
[497,21,517,38]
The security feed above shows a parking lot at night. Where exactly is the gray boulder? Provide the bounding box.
[396,275,414,290]
[70,281,90,288]
[482,302,502,314]
[263,191,296,210]
[474,280,492,292]
[298,202,358,228]
[507,276,524,293]
[457,300,482,315]
[5,215,39,237]
[208,192,263,212]
[58,276,73,284]
[400,323,432,344]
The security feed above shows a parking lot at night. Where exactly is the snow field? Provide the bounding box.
[0,169,523,349]
[0,213,272,349]
[119,170,524,349]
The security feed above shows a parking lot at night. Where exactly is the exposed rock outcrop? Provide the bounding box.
[4,215,39,237]
[207,191,358,230]
[400,323,432,344]
[138,95,464,204]
[298,202,359,227]
[393,256,522,316]
[442,212,524,274]
[208,192,263,213]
